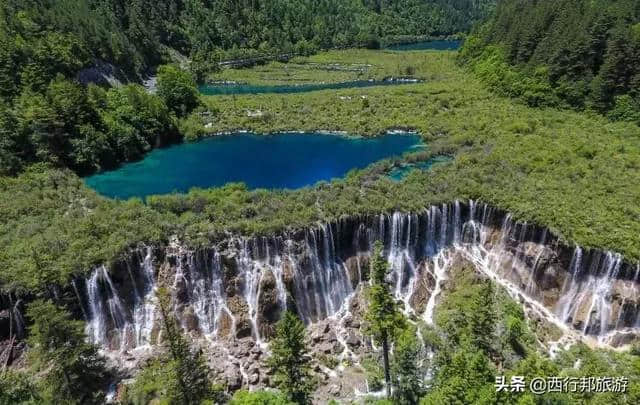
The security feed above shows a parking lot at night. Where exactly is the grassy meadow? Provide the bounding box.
[206,49,458,85]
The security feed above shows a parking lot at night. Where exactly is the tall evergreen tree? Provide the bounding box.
[365,241,406,399]
[266,311,315,404]
[392,327,425,405]
[470,280,495,354]
[462,0,640,119]
[157,287,213,404]
[26,299,109,405]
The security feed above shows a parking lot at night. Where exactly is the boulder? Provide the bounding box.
[249,371,260,385]
[318,341,335,354]
[257,270,281,328]
[217,310,234,338]
[346,332,361,348]
[223,366,243,391]
[343,256,365,289]
[409,263,433,313]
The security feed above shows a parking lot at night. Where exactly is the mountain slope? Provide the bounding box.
[461,0,640,121]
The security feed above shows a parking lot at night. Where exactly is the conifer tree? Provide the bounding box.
[26,299,109,405]
[470,280,495,354]
[392,327,424,405]
[266,311,315,404]
[365,241,406,399]
[157,287,213,404]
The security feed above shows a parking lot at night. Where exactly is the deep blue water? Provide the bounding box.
[199,79,419,95]
[387,40,462,51]
[388,156,452,181]
[85,132,423,199]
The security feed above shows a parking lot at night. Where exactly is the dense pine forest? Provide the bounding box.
[1,0,495,75]
[461,0,640,122]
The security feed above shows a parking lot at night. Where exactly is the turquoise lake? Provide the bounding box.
[85,132,423,199]
[198,79,419,96]
[387,40,462,51]
[388,156,453,181]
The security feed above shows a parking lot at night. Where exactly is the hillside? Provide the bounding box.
[0,0,496,80]
[461,0,640,122]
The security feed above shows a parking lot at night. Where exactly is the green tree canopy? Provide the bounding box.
[461,0,640,123]
[0,370,40,405]
[266,311,315,404]
[392,326,425,405]
[156,286,214,404]
[157,64,200,117]
[365,241,406,398]
[26,299,109,405]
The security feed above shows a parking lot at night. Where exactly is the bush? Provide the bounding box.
[229,390,294,405]
[608,95,640,124]
[122,359,179,405]
[179,113,207,141]
[157,65,200,117]
[293,40,318,57]
[0,370,40,404]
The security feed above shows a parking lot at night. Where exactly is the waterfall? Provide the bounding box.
[85,265,128,349]
[385,212,420,314]
[132,247,156,346]
[525,229,548,295]
[83,250,157,351]
[423,251,451,325]
[293,225,354,323]
[237,239,264,344]
[555,251,623,337]
[79,201,640,353]
[9,299,25,339]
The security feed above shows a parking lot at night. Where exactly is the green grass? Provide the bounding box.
[206,49,457,85]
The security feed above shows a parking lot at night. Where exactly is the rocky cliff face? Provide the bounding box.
[68,200,640,395]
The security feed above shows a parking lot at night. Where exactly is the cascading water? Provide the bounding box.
[85,265,128,349]
[423,250,451,325]
[556,251,624,338]
[293,226,354,323]
[79,200,640,356]
[133,247,156,346]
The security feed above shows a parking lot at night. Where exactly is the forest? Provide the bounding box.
[460,0,640,123]
[1,1,495,75]
[0,0,495,176]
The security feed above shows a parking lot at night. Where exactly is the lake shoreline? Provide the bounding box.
[82,128,424,178]
[85,131,424,199]
[198,77,422,95]
[198,127,421,140]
